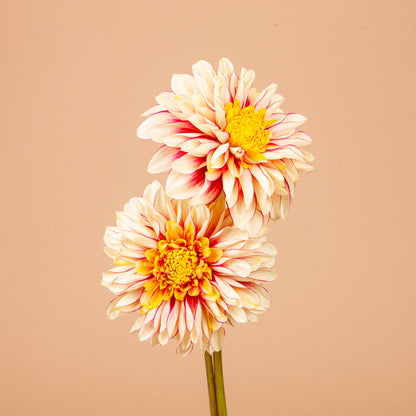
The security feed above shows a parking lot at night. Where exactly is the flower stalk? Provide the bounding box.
[204,352,218,416]
[213,351,227,416]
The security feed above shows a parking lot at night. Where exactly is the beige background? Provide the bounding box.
[1,1,415,415]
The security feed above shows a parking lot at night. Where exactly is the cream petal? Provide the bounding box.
[262,148,285,160]
[152,187,176,221]
[187,204,211,237]
[180,138,204,153]
[280,193,290,219]
[250,165,274,196]
[269,113,307,137]
[209,143,229,170]
[166,168,205,200]
[265,94,285,118]
[230,197,256,227]
[256,254,275,269]
[137,111,177,138]
[140,120,196,143]
[204,300,227,323]
[178,301,186,341]
[156,91,182,113]
[294,159,313,172]
[151,334,161,348]
[191,178,222,206]
[158,330,170,346]
[143,307,158,326]
[211,227,249,248]
[122,232,157,250]
[270,193,283,220]
[239,210,265,237]
[175,96,197,118]
[148,146,184,174]
[167,300,180,337]
[222,169,235,201]
[189,326,198,344]
[114,291,141,308]
[171,154,206,174]
[246,311,259,322]
[162,134,189,148]
[181,138,219,157]
[102,270,137,287]
[253,83,278,109]
[227,305,248,323]
[203,194,230,238]
[248,284,271,308]
[250,269,277,282]
[214,277,240,301]
[302,149,314,162]
[239,169,254,208]
[106,298,124,320]
[138,321,156,341]
[218,58,234,81]
[220,259,252,277]
[191,99,216,124]
[253,178,273,215]
[233,287,259,308]
[227,181,240,209]
[194,302,202,338]
[130,313,147,333]
[185,300,195,332]
[171,73,199,95]
[192,60,215,104]
[175,199,184,225]
[214,96,226,129]
[104,247,119,259]
[274,146,304,161]
[205,168,223,181]
[201,309,210,338]
[235,68,255,106]
[272,131,311,147]
[214,129,230,144]
[226,156,244,177]
[188,113,218,137]
[116,213,157,239]
[141,104,165,117]
[177,342,193,357]
[264,166,286,188]
[157,302,170,334]
[217,277,246,289]
[259,243,278,259]
[142,181,163,205]
[283,159,299,183]
[215,74,232,111]
[244,257,262,271]
[102,265,135,278]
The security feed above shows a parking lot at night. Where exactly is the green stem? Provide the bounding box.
[213,351,227,416]
[204,351,218,416]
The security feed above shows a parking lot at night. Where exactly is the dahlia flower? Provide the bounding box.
[137,58,313,230]
[102,181,277,356]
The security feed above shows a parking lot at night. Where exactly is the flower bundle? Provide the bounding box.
[102,58,313,415]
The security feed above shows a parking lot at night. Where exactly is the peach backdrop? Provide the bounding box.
[1,1,415,415]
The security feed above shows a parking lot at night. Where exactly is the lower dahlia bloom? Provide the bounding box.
[102,181,276,356]
[137,58,313,231]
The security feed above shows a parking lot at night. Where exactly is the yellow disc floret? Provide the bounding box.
[225,99,275,162]
[138,221,223,310]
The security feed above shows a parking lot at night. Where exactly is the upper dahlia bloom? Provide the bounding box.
[102,181,276,356]
[137,58,313,231]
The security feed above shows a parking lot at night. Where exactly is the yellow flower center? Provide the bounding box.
[137,221,223,310]
[154,245,212,287]
[225,100,275,160]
